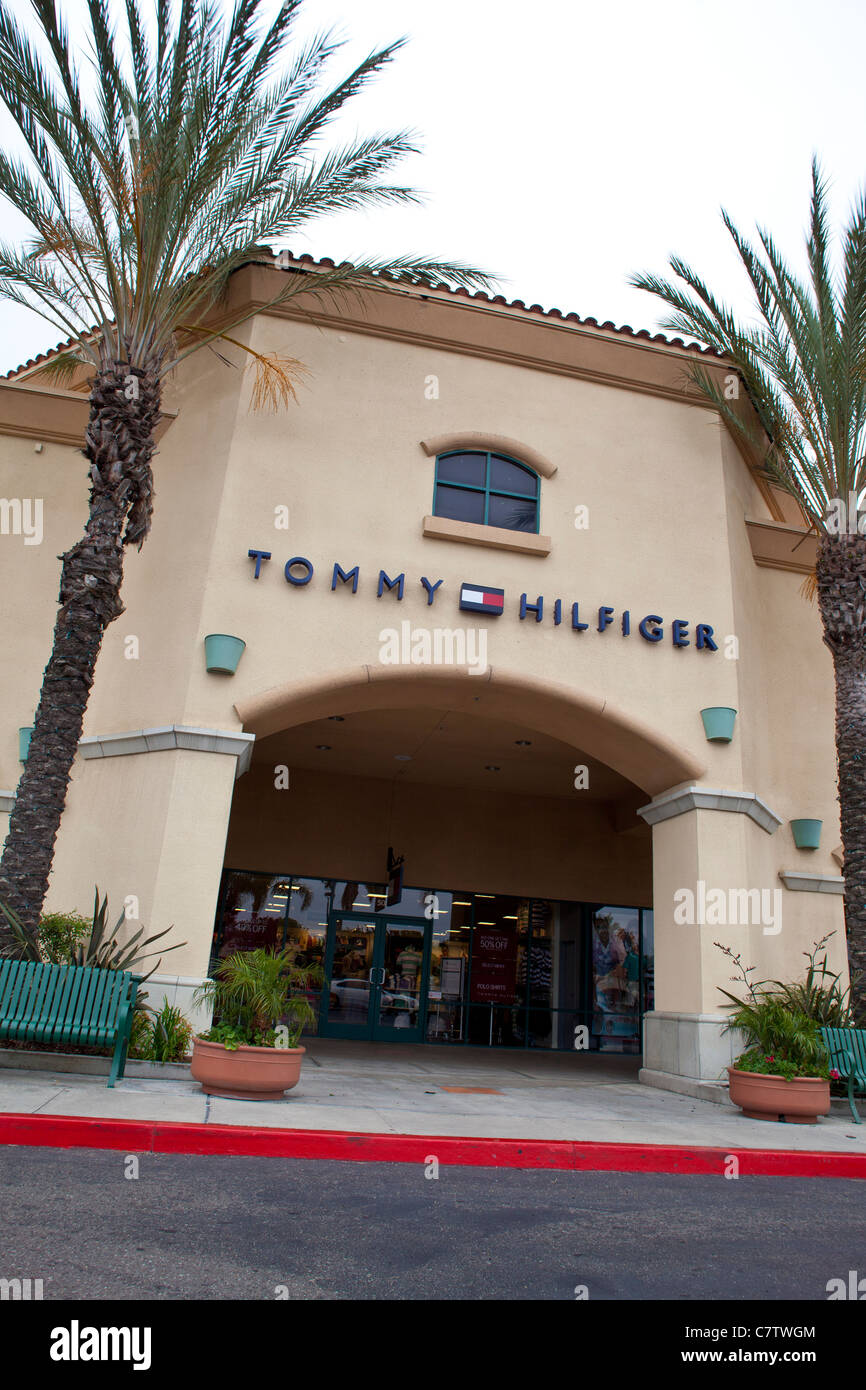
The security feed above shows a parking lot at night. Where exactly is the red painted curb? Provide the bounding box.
[0,1112,865,1176]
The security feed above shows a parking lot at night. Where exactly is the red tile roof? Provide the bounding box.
[4,249,721,379]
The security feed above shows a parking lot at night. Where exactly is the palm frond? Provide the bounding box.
[631,162,866,537]
[0,0,494,382]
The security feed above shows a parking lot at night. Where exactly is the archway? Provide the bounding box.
[216,666,706,1055]
[234,664,705,796]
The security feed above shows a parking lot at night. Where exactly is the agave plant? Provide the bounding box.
[0,886,184,981]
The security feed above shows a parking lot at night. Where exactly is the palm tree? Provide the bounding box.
[0,0,491,948]
[631,160,866,1016]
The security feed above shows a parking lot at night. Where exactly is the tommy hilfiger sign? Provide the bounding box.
[246,550,719,651]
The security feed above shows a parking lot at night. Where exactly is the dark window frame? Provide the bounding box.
[433,449,540,534]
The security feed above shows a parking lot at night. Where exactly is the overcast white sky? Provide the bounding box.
[2,0,866,372]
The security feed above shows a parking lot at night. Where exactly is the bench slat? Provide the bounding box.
[34,966,81,1044]
[0,961,137,1087]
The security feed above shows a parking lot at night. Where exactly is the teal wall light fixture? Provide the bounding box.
[204,634,246,675]
[700,707,737,742]
[790,819,822,850]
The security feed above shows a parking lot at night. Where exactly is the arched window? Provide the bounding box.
[432,450,540,533]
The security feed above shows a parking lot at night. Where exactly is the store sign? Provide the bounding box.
[246,550,719,651]
[470,928,518,1004]
[385,847,404,908]
[220,913,281,955]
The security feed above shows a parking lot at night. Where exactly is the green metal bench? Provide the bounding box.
[0,961,138,1087]
[821,1026,866,1124]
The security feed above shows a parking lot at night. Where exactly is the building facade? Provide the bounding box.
[0,254,846,1091]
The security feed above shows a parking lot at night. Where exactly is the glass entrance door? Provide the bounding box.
[373,921,426,1041]
[321,914,430,1042]
[323,917,377,1040]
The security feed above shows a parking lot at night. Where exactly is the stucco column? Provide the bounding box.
[32,727,253,1029]
[638,785,784,1095]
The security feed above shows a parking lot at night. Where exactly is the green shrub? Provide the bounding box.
[195,945,323,1049]
[36,911,91,964]
[128,1008,153,1059]
[130,999,193,1062]
[148,1001,194,1062]
[716,941,832,1080]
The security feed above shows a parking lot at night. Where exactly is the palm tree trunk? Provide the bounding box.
[816,534,866,1019]
[0,360,160,950]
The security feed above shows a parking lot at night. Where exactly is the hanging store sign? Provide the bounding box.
[246,550,719,651]
[470,927,518,1004]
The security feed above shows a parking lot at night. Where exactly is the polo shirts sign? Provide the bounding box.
[470,927,519,1005]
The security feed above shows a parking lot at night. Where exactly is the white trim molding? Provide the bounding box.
[420,433,557,478]
[78,725,255,778]
[637,784,782,835]
[422,514,552,556]
[778,870,844,894]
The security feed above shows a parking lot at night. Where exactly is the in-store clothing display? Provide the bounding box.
[517,942,552,998]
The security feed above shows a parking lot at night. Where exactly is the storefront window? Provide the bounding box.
[467,893,520,1044]
[214,871,286,964]
[642,908,654,1014]
[589,906,642,1054]
[426,894,470,1042]
[282,878,329,1031]
[211,873,652,1053]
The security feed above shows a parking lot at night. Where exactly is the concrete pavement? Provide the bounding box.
[0,1039,864,1155]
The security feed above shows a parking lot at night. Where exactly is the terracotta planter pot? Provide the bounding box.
[727,1067,830,1124]
[190,1036,305,1100]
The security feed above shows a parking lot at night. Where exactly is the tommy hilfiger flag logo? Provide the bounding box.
[459,583,505,616]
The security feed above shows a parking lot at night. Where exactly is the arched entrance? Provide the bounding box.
[213,668,705,1054]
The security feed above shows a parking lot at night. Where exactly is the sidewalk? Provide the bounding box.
[1,1040,864,1171]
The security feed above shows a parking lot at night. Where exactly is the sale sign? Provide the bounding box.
[470,927,518,1004]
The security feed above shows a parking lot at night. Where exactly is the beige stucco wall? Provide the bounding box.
[0,278,846,1033]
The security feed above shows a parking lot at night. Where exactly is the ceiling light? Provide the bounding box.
[316,744,331,751]
[515,739,532,747]
[453,900,472,906]
[478,921,495,925]
[485,765,501,772]
[476,894,495,899]
[328,715,345,722]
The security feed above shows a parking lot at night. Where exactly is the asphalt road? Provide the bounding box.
[1,1146,864,1301]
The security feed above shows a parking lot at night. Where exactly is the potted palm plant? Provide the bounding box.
[716,943,833,1123]
[191,946,323,1101]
